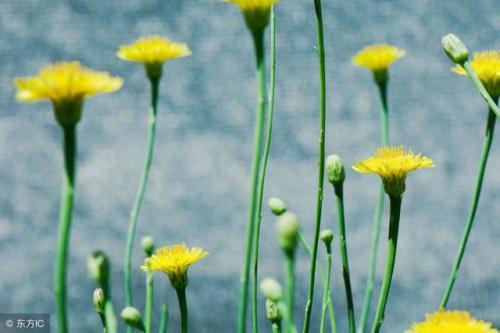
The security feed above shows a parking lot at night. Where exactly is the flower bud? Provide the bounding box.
[121,306,145,331]
[260,278,283,302]
[326,154,345,186]
[87,251,110,286]
[268,197,287,216]
[276,212,300,254]
[265,299,282,324]
[92,288,105,314]
[320,229,334,253]
[141,236,155,257]
[441,34,469,64]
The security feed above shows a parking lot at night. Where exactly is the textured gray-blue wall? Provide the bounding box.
[0,0,499,332]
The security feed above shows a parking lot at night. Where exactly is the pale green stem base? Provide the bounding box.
[285,253,296,333]
[145,271,154,333]
[159,304,168,333]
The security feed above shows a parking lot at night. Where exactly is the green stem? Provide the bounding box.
[302,0,327,329]
[145,271,154,333]
[299,233,337,333]
[462,61,500,118]
[440,104,497,308]
[102,281,117,333]
[251,7,276,333]
[124,77,160,309]
[272,323,281,333]
[370,195,402,333]
[98,312,107,333]
[358,80,388,333]
[54,123,77,333]
[176,288,189,333]
[333,185,356,333]
[159,304,168,333]
[319,247,332,333]
[284,253,296,333]
[238,27,267,333]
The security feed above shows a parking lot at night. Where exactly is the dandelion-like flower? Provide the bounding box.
[353,146,434,196]
[225,0,279,31]
[405,310,499,333]
[142,243,208,289]
[453,51,500,99]
[352,44,405,83]
[14,61,122,125]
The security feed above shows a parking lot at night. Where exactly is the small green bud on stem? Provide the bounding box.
[326,154,345,186]
[320,229,334,253]
[260,278,283,302]
[141,236,155,257]
[121,306,145,331]
[441,33,469,65]
[87,251,110,287]
[92,288,105,314]
[268,197,287,216]
[276,212,300,255]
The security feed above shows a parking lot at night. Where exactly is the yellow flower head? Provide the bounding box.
[14,61,123,125]
[225,0,279,31]
[453,51,500,99]
[352,44,405,82]
[142,243,208,289]
[405,310,499,333]
[353,146,434,197]
[117,35,190,79]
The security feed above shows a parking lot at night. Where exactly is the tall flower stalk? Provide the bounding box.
[251,5,277,332]
[353,147,434,333]
[438,43,500,307]
[117,35,191,311]
[351,44,405,333]
[15,62,122,333]
[223,1,278,331]
[302,0,327,329]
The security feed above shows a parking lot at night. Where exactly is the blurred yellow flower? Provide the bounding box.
[225,0,279,31]
[453,51,500,99]
[405,310,498,333]
[353,146,434,196]
[117,35,191,66]
[142,243,208,289]
[352,44,405,82]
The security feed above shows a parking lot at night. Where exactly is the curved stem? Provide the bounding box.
[251,7,277,333]
[333,185,356,333]
[284,253,296,333]
[159,304,168,333]
[54,123,77,333]
[176,288,188,333]
[462,61,500,118]
[319,247,332,333]
[145,271,154,333]
[302,0,327,330]
[124,77,160,309]
[370,195,402,333]
[440,105,497,308]
[238,27,267,333]
[358,80,388,333]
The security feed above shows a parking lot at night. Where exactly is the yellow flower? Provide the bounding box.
[405,310,498,333]
[142,243,208,289]
[453,51,500,99]
[353,146,434,196]
[225,0,279,31]
[352,44,405,82]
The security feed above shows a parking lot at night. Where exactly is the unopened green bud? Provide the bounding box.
[276,212,300,254]
[260,278,283,302]
[265,299,282,324]
[268,197,287,216]
[320,229,334,252]
[121,307,145,331]
[92,288,105,314]
[141,236,155,256]
[441,34,469,64]
[326,154,345,185]
[87,251,110,286]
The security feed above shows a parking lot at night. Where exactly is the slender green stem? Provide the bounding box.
[54,123,77,333]
[284,253,296,333]
[102,281,117,333]
[370,195,402,333]
[358,80,388,333]
[238,27,267,333]
[98,312,107,333]
[462,61,500,118]
[299,233,337,333]
[272,323,282,333]
[440,104,497,307]
[302,0,327,329]
[159,304,168,333]
[333,185,356,333]
[176,288,189,333]
[145,271,154,333]
[319,246,332,333]
[251,7,276,333]
[124,77,160,310]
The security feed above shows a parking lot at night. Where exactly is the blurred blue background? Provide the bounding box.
[0,0,499,331]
